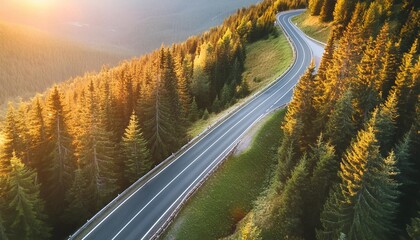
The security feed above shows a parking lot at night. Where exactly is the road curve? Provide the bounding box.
[70,9,312,240]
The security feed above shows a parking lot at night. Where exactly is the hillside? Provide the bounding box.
[0,21,125,108]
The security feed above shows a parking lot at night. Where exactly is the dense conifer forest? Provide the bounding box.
[0,0,307,238]
[233,0,420,239]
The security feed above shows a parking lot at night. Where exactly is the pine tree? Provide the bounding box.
[314,35,335,128]
[320,0,336,22]
[361,1,382,37]
[332,0,356,36]
[393,39,418,133]
[1,104,23,171]
[305,135,337,238]
[377,40,398,99]
[192,42,212,108]
[320,5,364,119]
[27,96,47,171]
[3,154,51,240]
[282,63,317,153]
[63,168,93,225]
[175,54,193,119]
[188,97,200,122]
[318,124,400,239]
[276,160,308,239]
[398,9,420,53]
[75,81,119,210]
[354,34,384,119]
[325,90,356,156]
[144,51,179,162]
[16,102,31,164]
[42,86,75,217]
[162,49,186,144]
[370,92,399,155]
[122,112,152,184]
[309,0,324,16]
[277,119,303,184]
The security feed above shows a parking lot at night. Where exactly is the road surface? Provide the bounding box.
[70,9,313,240]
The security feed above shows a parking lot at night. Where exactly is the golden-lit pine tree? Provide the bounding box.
[121,112,151,184]
[313,34,335,125]
[0,104,22,174]
[377,40,399,99]
[320,0,336,22]
[174,53,193,119]
[353,36,380,120]
[277,64,316,183]
[27,96,47,171]
[370,91,399,155]
[319,4,365,119]
[309,0,324,16]
[332,0,356,36]
[393,39,418,133]
[318,122,400,239]
[283,62,317,152]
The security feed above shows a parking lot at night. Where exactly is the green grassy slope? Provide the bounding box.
[164,109,286,239]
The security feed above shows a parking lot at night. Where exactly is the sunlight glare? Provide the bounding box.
[24,0,53,10]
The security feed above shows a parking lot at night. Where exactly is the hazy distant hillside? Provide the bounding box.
[0,0,261,55]
[0,21,125,107]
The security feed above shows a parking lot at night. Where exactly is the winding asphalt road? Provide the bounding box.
[70,9,312,240]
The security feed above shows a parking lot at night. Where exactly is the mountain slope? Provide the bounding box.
[0,21,125,107]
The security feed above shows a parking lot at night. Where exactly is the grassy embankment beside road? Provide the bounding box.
[188,29,293,137]
[291,10,331,43]
[165,109,286,239]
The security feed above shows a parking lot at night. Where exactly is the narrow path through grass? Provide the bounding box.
[164,109,286,239]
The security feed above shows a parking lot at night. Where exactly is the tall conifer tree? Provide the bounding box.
[121,112,152,184]
[3,154,51,240]
[42,87,75,217]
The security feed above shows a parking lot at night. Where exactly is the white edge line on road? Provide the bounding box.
[79,10,304,240]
